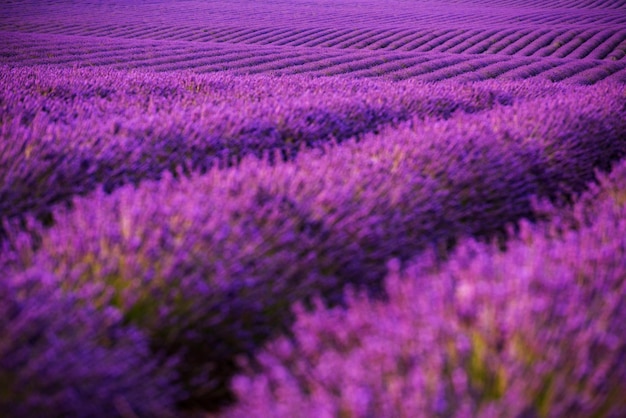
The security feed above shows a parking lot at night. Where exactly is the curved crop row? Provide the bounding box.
[457,0,626,9]
[569,61,626,83]
[0,65,517,226]
[4,22,625,61]
[3,0,626,36]
[3,31,625,85]
[2,81,625,411]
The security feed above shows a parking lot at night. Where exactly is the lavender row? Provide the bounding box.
[464,0,626,9]
[225,155,626,418]
[3,0,625,39]
[1,64,521,227]
[2,27,625,69]
[3,30,626,87]
[2,81,625,410]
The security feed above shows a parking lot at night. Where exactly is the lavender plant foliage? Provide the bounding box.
[225,154,626,418]
[0,64,517,234]
[0,267,183,418]
[2,80,625,410]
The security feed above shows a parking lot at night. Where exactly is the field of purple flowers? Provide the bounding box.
[1,1,626,417]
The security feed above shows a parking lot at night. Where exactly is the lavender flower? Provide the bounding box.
[225,154,626,418]
[0,267,182,417]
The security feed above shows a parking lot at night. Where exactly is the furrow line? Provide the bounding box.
[279,53,367,75]
[203,28,253,43]
[530,60,600,82]
[366,29,419,50]
[586,29,626,60]
[481,29,534,54]
[238,54,339,74]
[114,24,169,40]
[131,25,179,40]
[304,28,369,48]
[496,59,562,80]
[429,29,483,53]
[533,29,582,57]
[214,28,264,44]
[330,29,388,49]
[516,29,567,57]
[352,30,408,50]
[290,28,355,47]
[498,29,553,56]
[451,29,507,54]
[412,29,468,53]
[417,56,504,82]
[399,29,456,52]
[268,27,332,46]
[181,27,239,43]
[453,58,527,82]
[385,55,469,81]
[551,28,598,58]
[566,29,617,59]
[167,28,215,42]
[384,30,430,51]
[305,54,401,77]
[107,49,238,71]
[255,28,315,45]
[346,55,432,78]
[235,28,296,45]
[566,61,626,84]
[150,50,285,73]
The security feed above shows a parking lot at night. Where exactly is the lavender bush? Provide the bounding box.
[0,266,182,417]
[225,154,626,418]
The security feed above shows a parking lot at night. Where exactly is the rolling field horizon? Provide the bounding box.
[1,1,626,417]
[2,0,626,82]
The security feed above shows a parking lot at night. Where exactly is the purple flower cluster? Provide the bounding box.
[2,67,625,411]
[0,267,182,417]
[225,151,626,418]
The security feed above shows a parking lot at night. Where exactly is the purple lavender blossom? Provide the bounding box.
[225,155,626,418]
[0,267,182,417]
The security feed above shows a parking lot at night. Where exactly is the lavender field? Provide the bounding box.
[1,1,625,417]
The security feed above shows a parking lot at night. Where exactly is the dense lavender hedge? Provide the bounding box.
[225,155,626,418]
[2,79,625,411]
[0,64,519,228]
[0,268,181,417]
